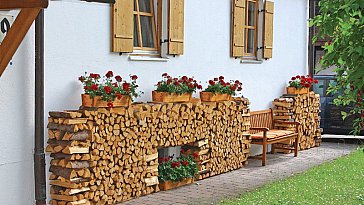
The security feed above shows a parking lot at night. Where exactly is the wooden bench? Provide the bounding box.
[249,109,301,166]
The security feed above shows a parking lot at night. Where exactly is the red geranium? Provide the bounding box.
[91,84,98,91]
[106,71,113,78]
[181,160,189,166]
[288,75,318,89]
[193,152,199,158]
[209,80,215,86]
[107,102,114,108]
[115,75,122,82]
[131,75,138,80]
[155,73,201,95]
[204,76,243,96]
[84,85,89,90]
[104,86,112,94]
[116,93,122,100]
[123,83,130,91]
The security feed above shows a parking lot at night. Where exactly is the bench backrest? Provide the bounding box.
[250,109,273,133]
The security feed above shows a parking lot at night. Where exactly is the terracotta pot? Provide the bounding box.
[152,91,192,103]
[159,178,194,191]
[81,94,131,107]
[200,92,232,102]
[286,87,309,95]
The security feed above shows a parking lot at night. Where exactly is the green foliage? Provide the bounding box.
[310,0,364,135]
[204,76,243,96]
[155,73,202,95]
[220,149,364,205]
[158,155,198,183]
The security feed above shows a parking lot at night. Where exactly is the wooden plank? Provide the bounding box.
[0,0,48,9]
[231,0,245,57]
[112,0,134,52]
[144,152,158,162]
[263,0,274,58]
[144,176,159,186]
[168,0,184,55]
[0,8,40,77]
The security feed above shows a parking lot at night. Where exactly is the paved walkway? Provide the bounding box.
[121,142,358,205]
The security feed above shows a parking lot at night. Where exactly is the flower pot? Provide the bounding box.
[286,87,309,95]
[200,92,232,102]
[81,94,131,107]
[152,91,192,103]
[159,178,194,191]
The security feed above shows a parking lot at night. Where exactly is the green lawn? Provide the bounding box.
[220,149,364,205]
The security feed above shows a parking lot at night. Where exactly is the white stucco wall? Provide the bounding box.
[0,0,308,204]
[0,11,35,204]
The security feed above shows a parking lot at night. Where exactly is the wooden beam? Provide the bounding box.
[0,0,48,9]
[0,8,40,77]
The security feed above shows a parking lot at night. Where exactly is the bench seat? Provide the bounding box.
[251,129,294,140]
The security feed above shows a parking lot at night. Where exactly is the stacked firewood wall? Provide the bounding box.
[46,111,92,205]
[272,92,321,152]
[47,98,251,205]
[209,100,251,176]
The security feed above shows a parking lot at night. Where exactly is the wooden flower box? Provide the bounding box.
[81,94,131,107]
[200,92,232,102]
[158,178,194,191]
[152,91,192,103]
[286,87,309,95]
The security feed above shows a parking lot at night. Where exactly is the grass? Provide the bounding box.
[220,148,364,205]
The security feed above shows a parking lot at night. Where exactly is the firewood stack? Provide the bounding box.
[272,92,321,152]
[208,99,251,176]
[47,98,251,204]
[46,111,92,205]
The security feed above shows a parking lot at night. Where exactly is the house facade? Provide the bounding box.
[0,0,309,204]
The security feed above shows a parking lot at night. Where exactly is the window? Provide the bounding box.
[244,0,258,57]
[231,0,273,59]
[133,0,158,51]
[112,0,185,55]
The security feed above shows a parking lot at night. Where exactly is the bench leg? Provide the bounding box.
[262,141,267,166]
[294,135,298,157]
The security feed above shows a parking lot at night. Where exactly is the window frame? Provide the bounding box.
[133,0,160,52]
[243,0,259,58]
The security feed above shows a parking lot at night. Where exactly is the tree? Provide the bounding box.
[310,0,364,135]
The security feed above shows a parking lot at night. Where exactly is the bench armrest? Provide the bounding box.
[250,127,269,132]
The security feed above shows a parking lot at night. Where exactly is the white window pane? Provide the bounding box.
[139,0,152,13]
[134,15,140,47]
[140,16,155,48]
[246,29,255,54]
[248,2,256,26]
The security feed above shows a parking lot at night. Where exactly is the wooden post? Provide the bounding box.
[0,8,41,77]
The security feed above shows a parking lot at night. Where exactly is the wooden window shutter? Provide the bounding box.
[263,0,274,59]
[168,0,184,55]
[112,0,134,53]
[231,0,245,57]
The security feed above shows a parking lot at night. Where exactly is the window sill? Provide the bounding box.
[129,55,169,62]
[240,59,263,64]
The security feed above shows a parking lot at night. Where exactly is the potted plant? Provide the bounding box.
[287,75,318,94]
[158,155,198,191]
[153,73,202,103]
[79,71,142,108]
[200,76,243,102]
